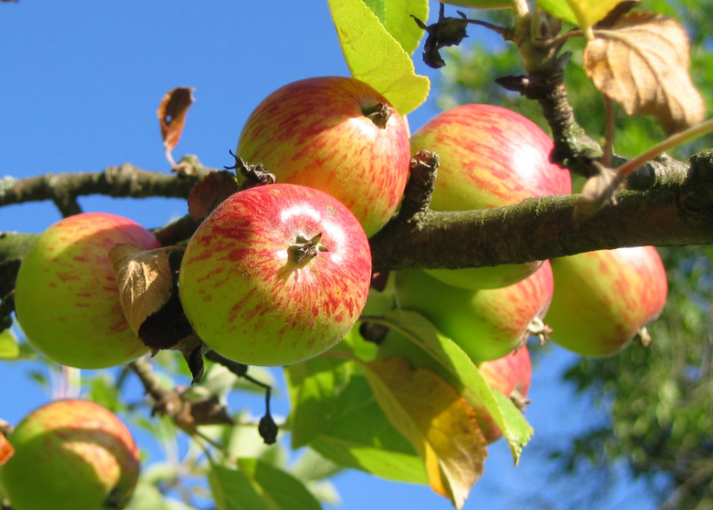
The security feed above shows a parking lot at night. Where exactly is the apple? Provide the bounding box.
[178,183,372,366]
[409,104,571,289]
[236,76,411,237]
[545,246,668,357]
[394,260,553,362]
[0,399,140,510]
[377,331,531,443]
[13,212,159,369]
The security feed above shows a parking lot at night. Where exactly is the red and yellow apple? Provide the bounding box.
[178,183,372,366]
[410,104,571,289]
[13,212,158,368]
[545,246,668,357]
[236,76,411,237]
[394,260,553,362]
[0,399,140,510]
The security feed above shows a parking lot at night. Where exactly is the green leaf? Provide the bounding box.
[378,309,533,463]
[0,328,19,359]
[125,481,196,510]
[364,0,429,56]
[285,339,427,484]
[209,460,323,510]
[327,0,430,114]
[536,0,578,26]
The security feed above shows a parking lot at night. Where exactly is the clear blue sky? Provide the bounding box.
[0,2,662,509]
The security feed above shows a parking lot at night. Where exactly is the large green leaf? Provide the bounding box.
[209,465,271,510]
[377,309,533,463]
[363,0,429,56]
[536,0,620,33]
[285,335,427,484]
[327,0,430,114]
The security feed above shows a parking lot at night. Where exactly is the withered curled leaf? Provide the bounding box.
[585,12,705,134]
[158,87,195,153]
[109,243,173,334]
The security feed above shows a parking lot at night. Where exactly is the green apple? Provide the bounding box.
[179,183,372,366]
[546,246,668,357]
[0,399,140,510]
[394,260,553,362]
[410,104,571,290]
[14,212,159,368]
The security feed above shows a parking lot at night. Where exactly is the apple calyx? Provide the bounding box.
[287,232,328,264]
[362,102,392,129]
[510,389,531,412]
[527,317,552,345]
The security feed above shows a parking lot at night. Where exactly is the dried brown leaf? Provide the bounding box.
[158,87,195,152]
[365,357,487,508]
[109,244,173,333]
[585,12,705,134]
[188,170,239,219]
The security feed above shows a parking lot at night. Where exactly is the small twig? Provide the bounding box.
[603,96,615,167]
[0,291,15,331]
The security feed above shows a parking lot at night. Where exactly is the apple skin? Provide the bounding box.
[394,260,553,362]
[409,104,571,289]
[236,76,411,237]
[0,399,140,510]
[178,183,372,366]
[545,246,668,357]
[377,332,530,443]
[14,212,158,369]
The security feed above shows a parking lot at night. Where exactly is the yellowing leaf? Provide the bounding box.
[327,0,430,114]
[158,87,195,152]
[585,12,705,134]
[364,357,487,509]
[0,433,14,466]
[109,244,173,333]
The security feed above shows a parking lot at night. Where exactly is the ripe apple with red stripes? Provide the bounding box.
[178,183,373,366]
[236,76,411,238]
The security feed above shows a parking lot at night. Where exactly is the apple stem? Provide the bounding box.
[288,232,328,264]
[362,102,392,129]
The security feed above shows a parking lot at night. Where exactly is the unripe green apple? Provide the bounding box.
[410,104,571,289]
[14,212,159,368]
[545,246,668,357]
[394,260,553,362]
[0,399,140,510]
[236,76,411,237]
[179,183,372,366]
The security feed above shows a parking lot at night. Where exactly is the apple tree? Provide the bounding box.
[1,0,712,509]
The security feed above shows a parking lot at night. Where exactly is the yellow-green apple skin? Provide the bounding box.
[0,399,140,510]
[394,260,553,362]
[14,212,158,368]
[409,104,571,289]
[179,183,372,366]
[545,246,668,357]
[236,76,411,237]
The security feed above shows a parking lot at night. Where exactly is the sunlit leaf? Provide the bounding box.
[327,0,430,114]
[535,0,578,26]
[0,327,19,360]
[378,309,533,462]
[364,357,487,508]
[364,0,429,56]
[585,11,705,134]
[109,244,174,334]
[209,460,322,510]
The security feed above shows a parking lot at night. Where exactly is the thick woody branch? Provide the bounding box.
[0,164,203,214]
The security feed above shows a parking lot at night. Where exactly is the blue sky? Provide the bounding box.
[0,2,663,509]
